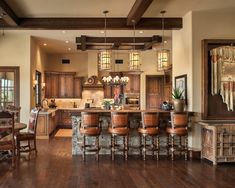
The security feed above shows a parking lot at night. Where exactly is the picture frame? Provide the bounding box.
[175,74,187,103]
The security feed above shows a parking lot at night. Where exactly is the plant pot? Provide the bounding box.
[173,99,185,112]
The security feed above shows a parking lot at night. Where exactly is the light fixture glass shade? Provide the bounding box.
[99,49,112,71]
[129,50,140,70]
[157,49,171,71]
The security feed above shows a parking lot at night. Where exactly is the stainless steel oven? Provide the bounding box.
[124,94,140,109]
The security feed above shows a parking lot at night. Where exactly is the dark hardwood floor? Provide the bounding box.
[1,138,235,188]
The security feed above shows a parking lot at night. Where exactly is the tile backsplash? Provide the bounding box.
[47,90,104,108]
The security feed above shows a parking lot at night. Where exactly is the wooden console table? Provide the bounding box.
[199,122,235,165]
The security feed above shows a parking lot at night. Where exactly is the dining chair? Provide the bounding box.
[0,111,16,168]
[16,107,40,159]
[6,105,21,123]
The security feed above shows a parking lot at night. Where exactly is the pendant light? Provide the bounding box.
[157,10,171,71]
[98,10,112,71]
[129,19,140,70]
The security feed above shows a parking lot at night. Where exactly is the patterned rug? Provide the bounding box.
[54,129,72,138]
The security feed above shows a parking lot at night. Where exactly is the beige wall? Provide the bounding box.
[0,33,31,124]
[30,37,48,107]
[46,53,88,77]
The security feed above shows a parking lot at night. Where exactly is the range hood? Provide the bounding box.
[83,75,103,89]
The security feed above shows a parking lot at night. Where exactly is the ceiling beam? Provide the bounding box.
[76,35,162,44]
[4,17,182,30]
[127,0,153,26]
[77,44,145,50]
[80,35,86,51]
[0,0,19,26]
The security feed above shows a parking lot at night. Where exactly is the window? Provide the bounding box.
[0,67,19,110]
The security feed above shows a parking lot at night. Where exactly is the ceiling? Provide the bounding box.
[1,0,235,54]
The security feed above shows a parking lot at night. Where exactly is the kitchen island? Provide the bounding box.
[71,109,177,155]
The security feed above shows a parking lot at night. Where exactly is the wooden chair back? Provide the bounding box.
[6,105,21,123]
[111,112,128,128]
[170,112,188,128]
[0,111,15,149]
[81,112,100,128]
[28,108,40,135]
[141,112,159,128]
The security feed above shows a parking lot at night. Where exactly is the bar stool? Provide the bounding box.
[138,112,160,160]
[79,112,101,161]
[108,112,129,160]
[166,111,188,160]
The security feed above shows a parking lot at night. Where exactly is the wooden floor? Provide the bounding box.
[1,138,235,188]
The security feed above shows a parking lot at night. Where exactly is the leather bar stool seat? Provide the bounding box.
[108,112,129,160]
[138,112,160,160]
[79,112,101,161]
[166,112,189,160]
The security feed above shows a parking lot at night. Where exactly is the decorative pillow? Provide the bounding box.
[28,108,39,134]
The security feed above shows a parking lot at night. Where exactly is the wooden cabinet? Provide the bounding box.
[45,72,59,98]
[45,72,79,98]
[37,110,57,139]
[200,122,235,165]
[74,77,83,98]
[123,73,140,94]
[58,110,72,128]
[59,73,75,98]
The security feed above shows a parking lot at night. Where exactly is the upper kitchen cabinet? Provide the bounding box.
[74,77,83,98]
[123,72,141,94]
[45,72,79,98]
[45,72,59,98]
[59,72,76,98]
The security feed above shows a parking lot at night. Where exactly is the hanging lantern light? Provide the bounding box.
[157,10,171,71]
[129,20,141,70]
[99,10,112,71]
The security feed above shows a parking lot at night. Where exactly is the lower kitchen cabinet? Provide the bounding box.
[37,110,57,139]
[58,110,73,128]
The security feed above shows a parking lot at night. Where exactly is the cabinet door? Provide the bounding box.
[104,85,112,98]
[74,77,83,98]
[132,74,140,93]
[59,74,74,98]
[45,73,59,98]
[61,110,72,127]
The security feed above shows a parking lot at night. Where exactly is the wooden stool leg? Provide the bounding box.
[171,135,174,161]
[143,135,146,161]
[139,134,142,157]
[152,136,154,158]
[123,136,125,159]
[28,140,31,159]
[17,140,20,158]
[82,135,86,161]
[179,136,182,157]
[34,139,37,155]
[156,136,159,160]
[185,135,188,160]
[166,135,169,158]
[96,136,99,161]
[111,135,115,161]
[125,135,128,160]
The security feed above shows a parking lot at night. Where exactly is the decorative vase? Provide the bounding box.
[173,99,185,112]
[113,86,121,105]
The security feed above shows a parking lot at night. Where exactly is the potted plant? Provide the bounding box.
[102,100,113,110]
[172,87,185,112]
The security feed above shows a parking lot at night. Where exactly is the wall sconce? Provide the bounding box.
[42,82,46,90]
[33,80,38,90]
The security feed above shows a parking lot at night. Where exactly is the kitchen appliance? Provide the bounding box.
[124,94,140,109]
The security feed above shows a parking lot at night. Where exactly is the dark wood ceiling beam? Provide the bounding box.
[6,17,182,30]
[76,35,162,44]
[77,44,145,50]
[127,0,153,26]
[80,35,86,51]
[0,0,19,26]
[144,35,163,50]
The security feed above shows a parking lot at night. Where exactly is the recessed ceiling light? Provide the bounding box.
[139,31,144,34]
[100,31,105,34]
[164,40,167,44]
[43,43,47,46]
[68,47,71,51]
[65,40,69,43]
[62,30,66,34]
